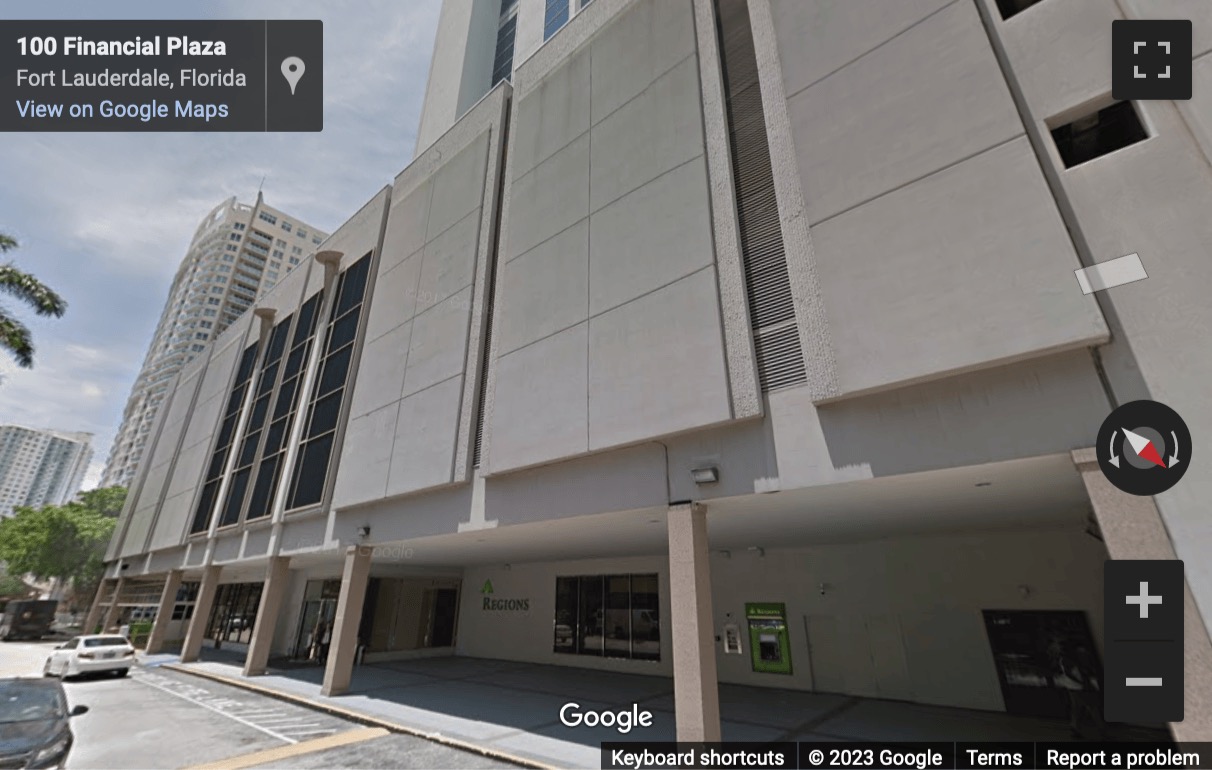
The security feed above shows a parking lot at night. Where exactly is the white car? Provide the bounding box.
[43,635,136,679]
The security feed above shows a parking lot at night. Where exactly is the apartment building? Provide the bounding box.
[98,0,1212,742]
[100,195,329,489]
[0,425,92,517]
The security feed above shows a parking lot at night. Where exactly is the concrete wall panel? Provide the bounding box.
[511,50,591,179]
[506,133,590,260]
[786,1,1021,224]
[770,0,952,98]
[1123,0,1212,57]
[402,287,473,398]
[589,0,696,122]
[427,133,489,240]
[347,322,411,418]
[491,323,589,470]
[588,268,730,450]
[496,220,588,356]
[993,0,1119,123]
[386,376,463,496]
[365,253,423,346]
[417,209,481,317]
[588,54,703,211]
[811,137,1108,395]
[588,158,713,316]
[332,403,399,504]
[379,183,431,275]
[336,90,507,509]
[488,0,738,474]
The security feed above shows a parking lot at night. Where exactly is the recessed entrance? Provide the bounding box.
[361,577,462,661]
[983,609,1102,719]
[292,578,340,662]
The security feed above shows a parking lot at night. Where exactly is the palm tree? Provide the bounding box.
[0,233,67,368]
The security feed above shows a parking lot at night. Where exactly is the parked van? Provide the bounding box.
[0,600,59,641]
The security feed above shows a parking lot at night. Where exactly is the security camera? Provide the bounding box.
[818,582,828,596]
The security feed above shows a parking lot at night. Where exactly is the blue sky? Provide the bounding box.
[0,0,442,488]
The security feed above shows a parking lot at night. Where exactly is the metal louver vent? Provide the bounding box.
[472,264,495,468]
[474,115,510,469]
[717,0,806,392]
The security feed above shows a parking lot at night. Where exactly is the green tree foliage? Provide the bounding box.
[0,574,31,598]
[0,488,125,601]
[0,233,68,368]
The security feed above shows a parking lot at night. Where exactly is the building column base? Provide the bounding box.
[667,502,722,742]
[244,557,290,676]
[181,565,222,664]
[83,579,112,635]
[321,546,371,696]
[145,570,183,654]
[101,577,125,633]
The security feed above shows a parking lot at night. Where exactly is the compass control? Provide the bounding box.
[1096,400,1191,496]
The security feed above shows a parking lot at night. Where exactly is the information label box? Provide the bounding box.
[0,20,322,131]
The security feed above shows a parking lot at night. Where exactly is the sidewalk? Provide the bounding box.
[150,650,1136,769]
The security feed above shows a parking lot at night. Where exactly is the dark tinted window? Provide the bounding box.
[995,0,1044,19]
[553,574,659,660]
[0,684,62,722]
[83,637,129,648]
[1051,101,1147,168]
[285,254,372,511]
[191,343,259,533]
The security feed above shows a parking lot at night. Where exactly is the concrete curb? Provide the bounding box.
[159,663,559,770]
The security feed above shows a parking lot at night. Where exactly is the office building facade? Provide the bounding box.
[100,195,329,489]
[100,0,1212,741]
[0,425,92,517]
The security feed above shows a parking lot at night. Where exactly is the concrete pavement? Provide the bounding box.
[166,651,1161,770]
[0,640,518,769]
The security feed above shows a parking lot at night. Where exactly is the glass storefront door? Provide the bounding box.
[292,579,340,662]
[204,582,264,648]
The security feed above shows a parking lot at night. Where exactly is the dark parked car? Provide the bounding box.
[0,679,87,769]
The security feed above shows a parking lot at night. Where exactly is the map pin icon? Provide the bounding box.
[281,56,305,95]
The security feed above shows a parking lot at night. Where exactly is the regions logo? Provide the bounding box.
[480,579,529,611]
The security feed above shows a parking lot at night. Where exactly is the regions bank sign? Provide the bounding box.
[480,579,530,611]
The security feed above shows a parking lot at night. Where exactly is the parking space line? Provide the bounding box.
[133,674,303,744]
[182,727,389,770]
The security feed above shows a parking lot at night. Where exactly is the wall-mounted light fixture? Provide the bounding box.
[1018,584,1032,599]
[818,582,829,596]
[690,466,719,484]
[747,546,765,558]
[356,526,370,539]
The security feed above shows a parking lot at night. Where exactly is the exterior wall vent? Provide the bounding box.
[716,0,806,392]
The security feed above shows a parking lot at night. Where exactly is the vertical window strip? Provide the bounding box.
[216,314,293,528]
[544,0,570,40]
[189,343,260,534]
[286,254,372,511]
[248,293,323,522]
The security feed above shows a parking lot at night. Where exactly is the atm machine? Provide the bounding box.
[745,602,792,675]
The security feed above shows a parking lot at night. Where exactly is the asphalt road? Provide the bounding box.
[0,640,517,770]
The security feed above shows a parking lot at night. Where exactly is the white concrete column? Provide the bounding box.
[83,579,112,634]
[181,565,222,663]
[144,570,183,654]
[101,577,125,632]
[1073,449,1212,742]
[667,502,722,741]
[321,546,372,696]
[244,557,291,676]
